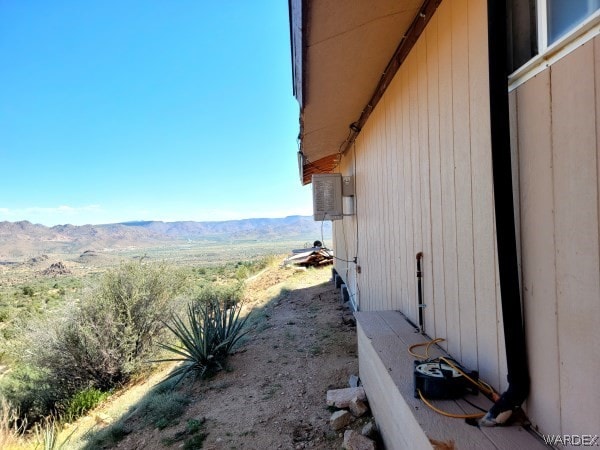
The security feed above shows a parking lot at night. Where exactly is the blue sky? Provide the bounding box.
[0,1,312,226]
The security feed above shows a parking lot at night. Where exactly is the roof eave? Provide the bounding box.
[290,0,442,185]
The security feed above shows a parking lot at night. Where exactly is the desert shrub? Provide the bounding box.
[0,365,57,425]
[157,292,251,385]
[183,433,207,449]
[140,391,190,429]
[84,422,130,449]
[235,265,249,281]
[61,387,109,423]
[194,282,242,306]
[39,261,185,389]
[21,286,34,297]
[3,261,186,423]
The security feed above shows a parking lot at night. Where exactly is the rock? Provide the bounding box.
[361,421,378,440]
[94,413,112,425]
[41,261,71,276]
[343,430,377,450]
[327,387,366,408]
[330,410,354,430]
[349,397,369,417]
[342,313,356,326]
[349,374,360,388]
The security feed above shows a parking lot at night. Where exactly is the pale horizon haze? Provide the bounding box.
[0,1,313,226]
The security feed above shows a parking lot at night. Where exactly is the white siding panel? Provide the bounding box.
[515,70,561,435]
[551,41,600,436]
[467,0,500,389]
[426,16,447,342]
[452,0,477,369]
[401,65,416,320]
[417,37,435,335]
[437,0,461,358]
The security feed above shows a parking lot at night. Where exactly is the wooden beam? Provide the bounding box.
[340,0,443,154]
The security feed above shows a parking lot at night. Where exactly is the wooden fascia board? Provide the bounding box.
[288,0,306,107]
[340,0,443,154]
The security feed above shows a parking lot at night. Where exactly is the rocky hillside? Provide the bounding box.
[0,217,332,259]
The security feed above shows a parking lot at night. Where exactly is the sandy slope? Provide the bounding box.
[64,266,363,449]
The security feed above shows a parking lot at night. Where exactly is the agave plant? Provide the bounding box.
[157,299,251,386]
[33,417,75,450]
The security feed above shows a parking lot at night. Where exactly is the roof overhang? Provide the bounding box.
[289,0,438,184]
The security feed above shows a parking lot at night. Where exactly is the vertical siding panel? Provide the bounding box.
[552,42,600,435]
[363,118,373,309]
[402,66,415,319]
[515,71,561,435]
[370,123,378,310]
[405,49,422,323]
[357,133,366,309]
[386,87,400,310]
[395,76,408,314]
[377,106,387,311]
[383,96,394,310]
[451,0,477,368]
[426,15,447,341]
[595,41,600,412]
[348,145,358,308]
[437,0,459,356]
[370,119,380,310]
[356,135,365,309]
[370,107,380,310]
[417,37,434,334]
[378,105,388,310]
[467,0,499,388]
[409,51,422,324]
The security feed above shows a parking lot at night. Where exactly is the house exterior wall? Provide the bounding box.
[333,0,600,437]
[513,38,600,436]
[334,0,507,395]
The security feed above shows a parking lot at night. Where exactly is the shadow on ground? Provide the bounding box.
[79,267,360,450]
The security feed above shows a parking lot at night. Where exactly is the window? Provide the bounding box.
[546,0,600,44]
[509,0,600,73]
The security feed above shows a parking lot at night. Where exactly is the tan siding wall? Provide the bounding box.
[333,155,359,309]
[333,0,504,391]
[514,38,600,436]
[331,0,600,437]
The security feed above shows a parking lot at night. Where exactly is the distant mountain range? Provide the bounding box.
[0,216,332,259]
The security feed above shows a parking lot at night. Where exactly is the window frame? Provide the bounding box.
[509,0,600,91]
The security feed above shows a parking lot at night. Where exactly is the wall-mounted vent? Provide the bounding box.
[312,174,343,221]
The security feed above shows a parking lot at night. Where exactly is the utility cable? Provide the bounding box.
[410,338,500,418]
[321,219,356,264]
[408,338,445,359]
[416,389,485,419]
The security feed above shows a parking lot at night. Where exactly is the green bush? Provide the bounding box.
[3,261,187,423]
[40,262,184,389]
[157,293,251,385]
[21,286,34,297]
[61,387,109,423]
[0,365,57,424]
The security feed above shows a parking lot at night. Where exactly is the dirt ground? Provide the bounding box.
[84,265,366,449]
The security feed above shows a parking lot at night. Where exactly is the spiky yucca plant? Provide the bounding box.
[157,300,250,386]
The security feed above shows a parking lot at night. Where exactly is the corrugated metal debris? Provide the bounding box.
[283,245,334,268]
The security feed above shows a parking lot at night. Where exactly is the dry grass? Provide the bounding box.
[0,397,23,449]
